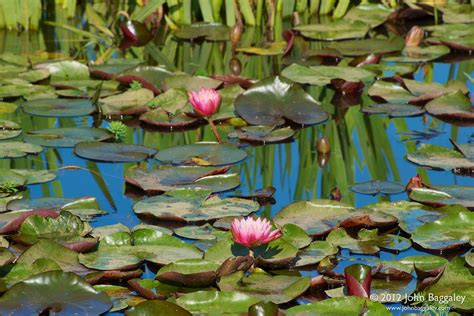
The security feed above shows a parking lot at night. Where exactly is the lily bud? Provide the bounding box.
[229,24,243,45]
[229,57,242,76]
[345,264,372,297]
[405,26,424,47]
[316,137,331,154]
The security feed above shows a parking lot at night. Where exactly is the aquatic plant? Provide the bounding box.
[231,217,282,248]
[188,88,222,143]
[107,121,127,141]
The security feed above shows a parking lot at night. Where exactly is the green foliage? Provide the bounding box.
[0,181,19,194]
[107,121,127,141]
[129,80,143,91]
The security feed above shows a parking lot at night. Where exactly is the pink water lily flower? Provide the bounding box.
[188,88,221,117]
[231,217,282,248]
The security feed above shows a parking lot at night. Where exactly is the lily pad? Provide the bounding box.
[234,76,328,126]
[0,102,18,114]
[350,180,405,195]
[0,248,14,266]
[125,166,239,193]
[126,300,191,316]
[145,88,191,114]
[0,271,112,315]
[174,23,229,41]
[327,228,411,254]
[100,88,154,115]
[362,103,425,117]
[22,98,96,117]
[294,241,339,267]
[294,20,370,41]
[94,284,143,312]
[155,143,247,166]
[0,141,43,158]
[406,143,474,171]
[384,45,451,63]
[237,41,287,56]
[75,141,157,162]
[0,258,62,290]
[24,127,113,147]
[164,75,222,92]
[368,80,412,103]
[139,108,199,128]
[0,120,21,140]
[282,64,375,87]
[44,60,90,81]
[236,126,295,143]
[0,169,56,186]
[344,3,394,28]
[286,296,391,315]
[411,212,474,250]
[218,271,310,304]
[156,259,220,287]
[133,188,259,222]
[175,291,260,314]
[425,90,474,121]
[327,37,404,56]
[173,224,220,241]
[273,200,398,237]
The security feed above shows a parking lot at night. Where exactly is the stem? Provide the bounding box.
[208,118,222,143]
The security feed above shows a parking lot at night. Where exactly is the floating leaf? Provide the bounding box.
[237,41,287,56]
[294,20,370,41]
[344,3,394,28]
[362,103,425,117]
[156,259,220,287]
[125,166,239,193]
[155,143,247,166]
[0,141,42,159]
[0,271,112,315]
[282,64,375,87]
[139,109,199,128]
[425,90,474,121]
[384,45,450,63]
[133,188,259,222]
[294,241,338,267]
[368,81,412,103]
[22,98,96,117]
[164,75,222,92]
[0,102,18,114]
[327,228,411,254]
[350,180,405,195]
[286,296,391,315]
[145,88,191,114]
[126,300,191,316]
[237,126,295,143]
[0,169,56,186]
[274,200,397,237]
[411,212,474,250]
[173,224,220,241]
[24,128,113,147]
[175,291,260,314]
[43,60,90,81]
[0,120,21,140]
[234,76,328,126]
[328,37,404,56]
[406,143,474,171]
[218,271,310,304]
[75,141,157,163]
[99,88,154,115]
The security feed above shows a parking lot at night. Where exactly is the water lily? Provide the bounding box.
[344,264,372,297]
[188,88,222,143]
[231,217,282,249]
[405,26,424,47]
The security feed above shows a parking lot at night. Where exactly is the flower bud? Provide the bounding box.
[405,26,424,47]
[316,137,331,154]
[229,24,243,45]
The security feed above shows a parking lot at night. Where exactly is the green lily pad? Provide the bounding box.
[0,120,21,140]
[17,69,50,83]
[0,258,62,290]
[125,166,239,193]
[133,188,259,222]
[156,259,220,287]
[22,98,96,117]
[234,76,328,126]
[79,228,203,270]
[6,196,106,220]
[75,141,157,162]
[126,300,191,316]
[362,103,425,117]
[294,240,338,267]
[174,23,229,41]
[218,271,310,304]
[173,224,220,241]
[327,37,404,56]
[212,84,245,121]
[403,78,468,96]
[155,143,247,166]
[344,3,394,28]
[164,74,222,92]
[94,284,143,312]
[0,169,56,187]
[327,228,411,254]
[286,296,391,315]
[236,126,295,143]
[17,211,94,248]
[361,63,418,77]
[0,248,14,266]
[273,199,397,237]
[145,88,191,114]
[44,60,90,81]
[139,108,199,128]
[466,252,474,268]
[350,180,405,195]
[0,141,43,158]
[424,260,474,312]
[100,88,154,115]
[282,64,375,87]
[294,20,370,41]
[0,102,18,114]
[368,80,412,103]
[175,291,261,315]
[406,143,474,171]
[425,90,474,121]
[280,223,312,249]
[0,271,112,315]
[24,127,113,147]
[384,45,451,63]
[411,212,474,250]
[237,41,287,56]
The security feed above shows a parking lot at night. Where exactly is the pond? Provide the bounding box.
[0,1,473,315]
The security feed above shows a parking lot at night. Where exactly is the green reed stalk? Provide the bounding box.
[238,0,255,26]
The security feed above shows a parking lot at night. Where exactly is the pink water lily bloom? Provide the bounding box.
[231,217,282,248]
[188,88,221,117]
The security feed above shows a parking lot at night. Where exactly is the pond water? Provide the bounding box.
[0,2,473,315]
